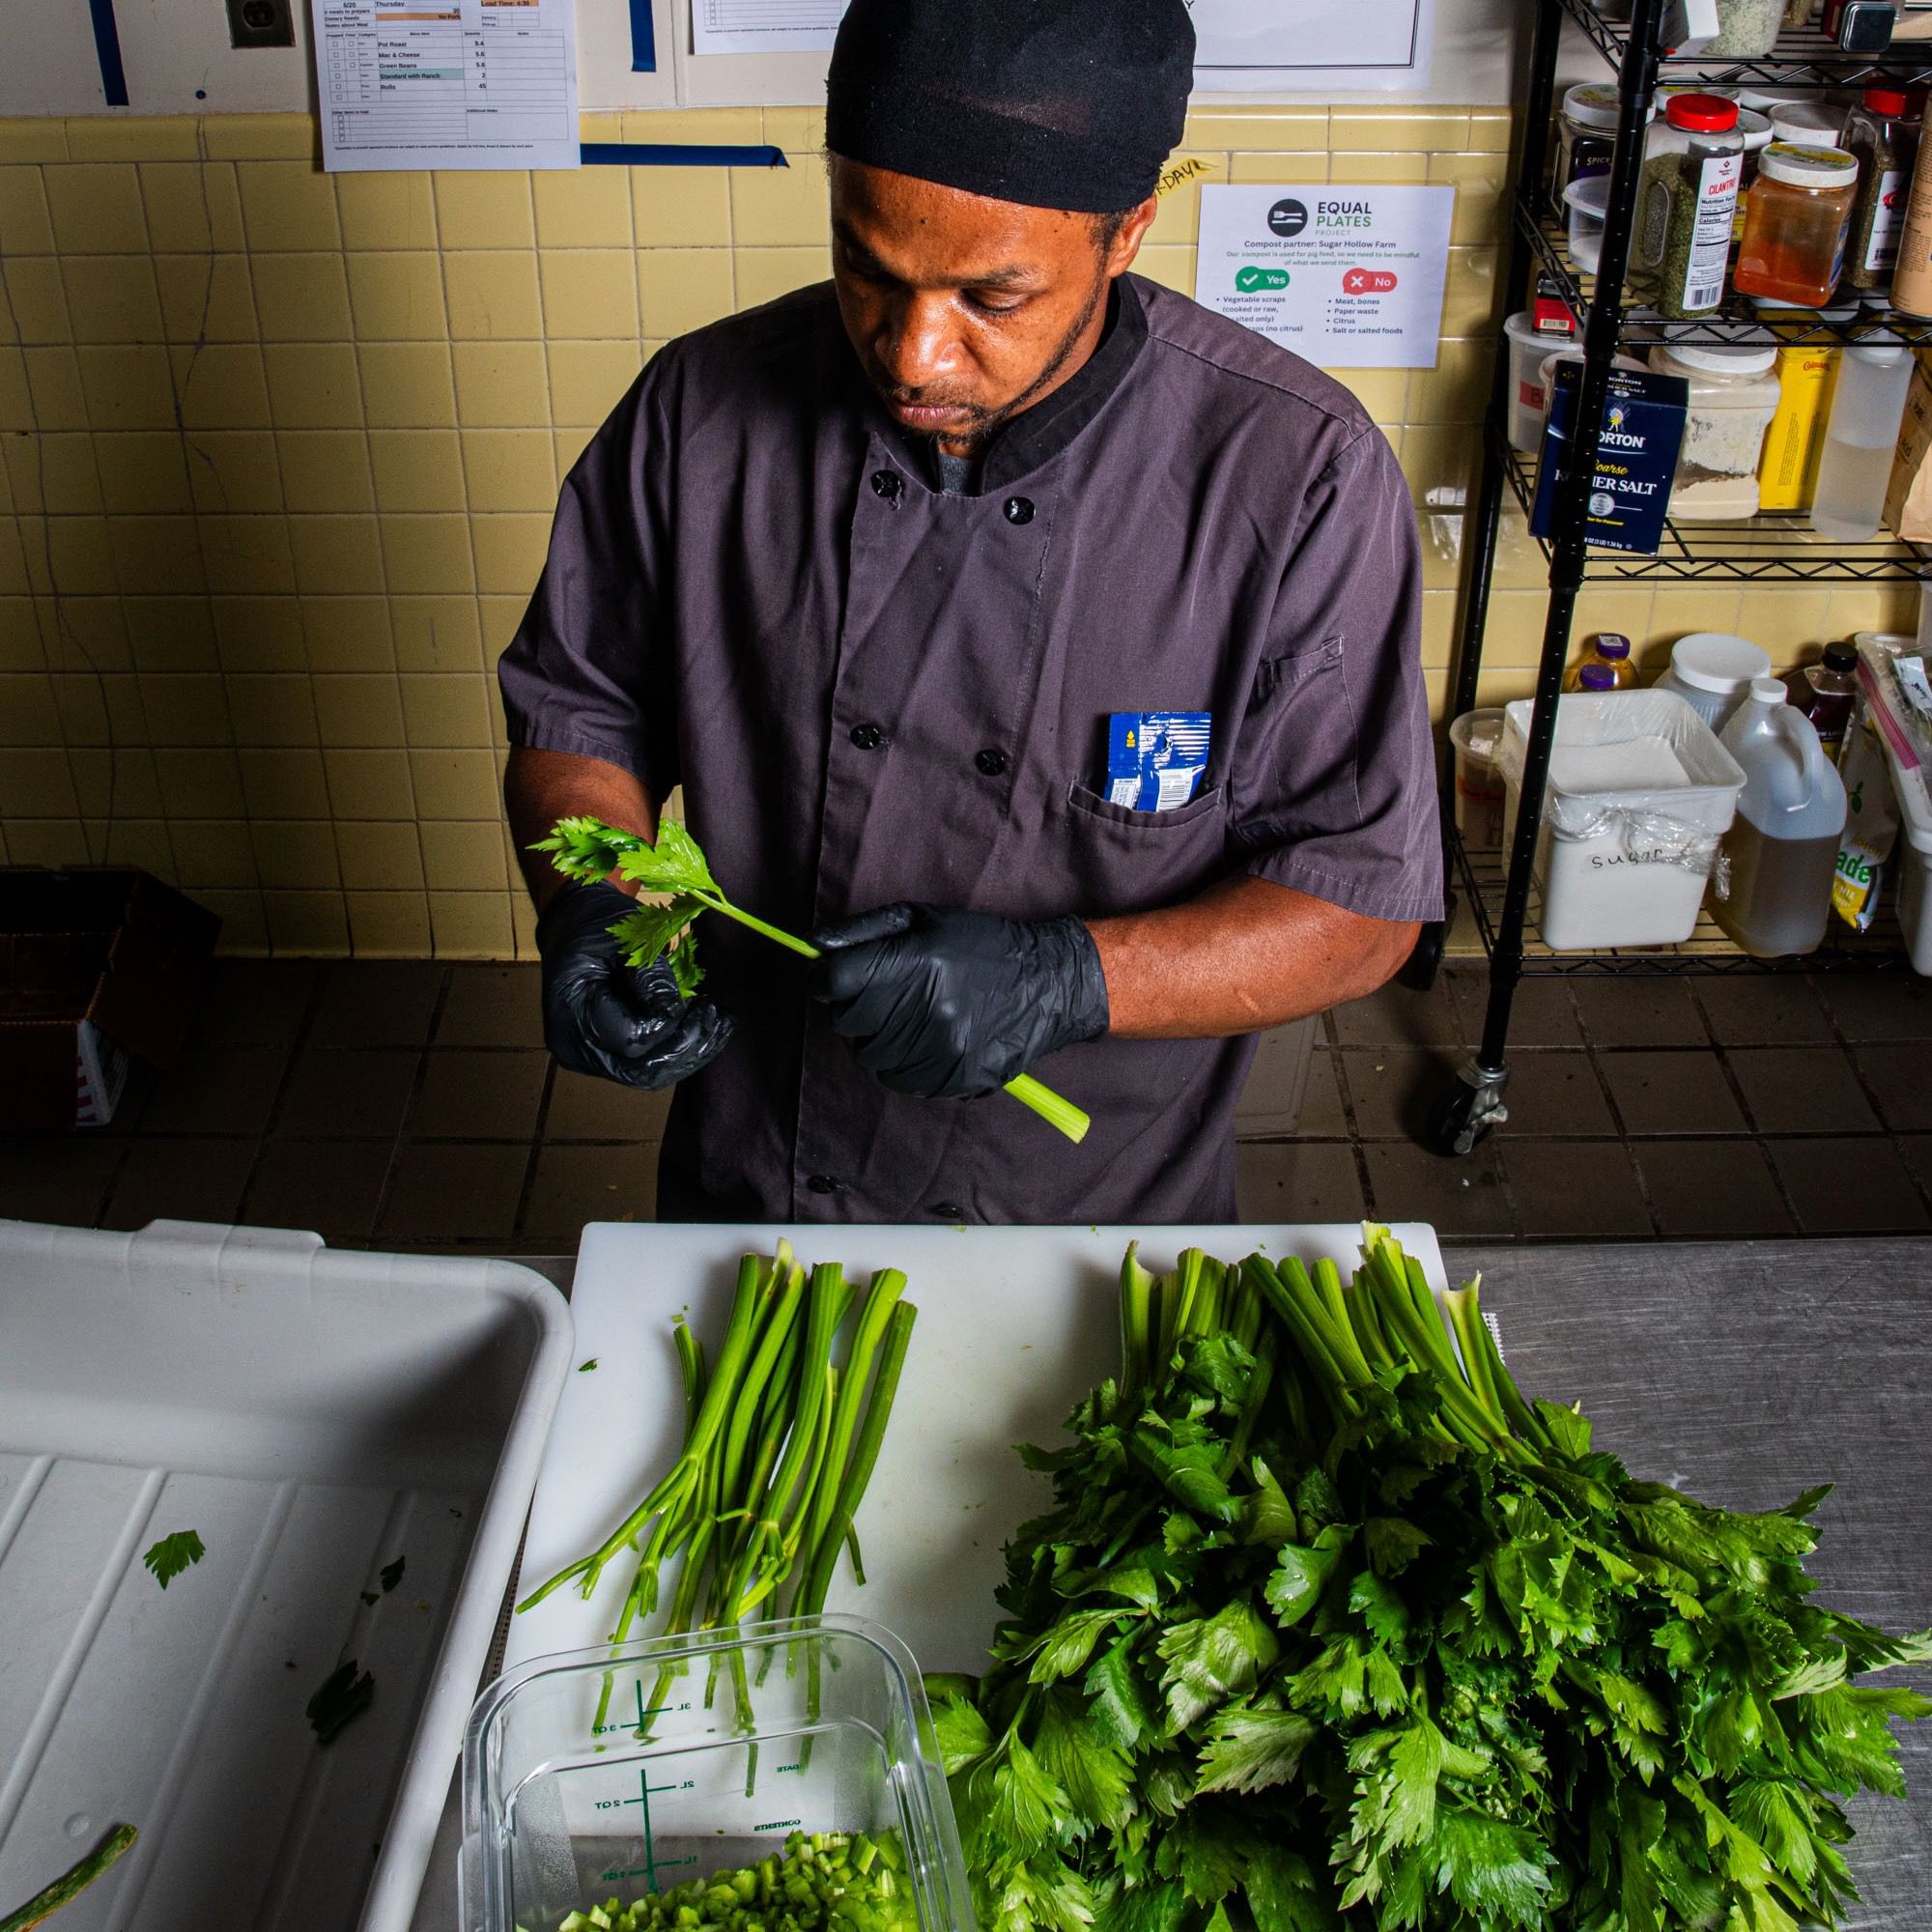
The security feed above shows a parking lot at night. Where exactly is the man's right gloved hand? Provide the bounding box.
[537,880,732,1089]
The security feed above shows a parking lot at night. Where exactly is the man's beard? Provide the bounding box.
[877,263,1111,454]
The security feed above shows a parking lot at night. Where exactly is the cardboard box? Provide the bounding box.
[1883,352,1932,541]
[1530,362,1690,555]
[0,868,220,1132]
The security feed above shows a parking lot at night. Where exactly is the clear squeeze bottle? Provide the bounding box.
[1808,330,1914,540]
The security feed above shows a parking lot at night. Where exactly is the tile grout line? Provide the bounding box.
[230,961,342,1230]
[365,964,452,1239]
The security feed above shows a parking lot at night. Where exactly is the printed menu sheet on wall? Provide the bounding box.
[312,0,580,171]
[1195,184,1454,369]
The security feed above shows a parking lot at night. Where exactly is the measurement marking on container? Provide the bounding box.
[645,1780,693,1793]
[753,1818,802,1831]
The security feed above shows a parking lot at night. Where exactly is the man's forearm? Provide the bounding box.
[1086,874,1419,1039]
[504,747,659,913]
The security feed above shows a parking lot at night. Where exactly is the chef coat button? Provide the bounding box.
[807,1174,839,1196]
[870,469,902,502]
[930,1201,966,1220]
[1003,496,1035,526]
[849,721,886,751]
[975,748,1009,777]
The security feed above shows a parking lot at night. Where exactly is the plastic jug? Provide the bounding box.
[1710,676,1849,956]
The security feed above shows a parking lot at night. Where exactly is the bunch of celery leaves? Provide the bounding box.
[533,814,1090,1143]
[519,1243,915,1725]
[932,1229,1930,1932]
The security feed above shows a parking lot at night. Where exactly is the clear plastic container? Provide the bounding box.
[1811,329,1915,539]
[1651,336,1782,519]
[1563,174,1611,273]
[1733,142,1859,306]
[1709,677,1848,955]
[1503,311,1559,452]
[1450,707,1507,846]
[1654,631,1775,731]
[1634,95,1746,318]
[461,1616,973,1932]
[1843,86,1920,290]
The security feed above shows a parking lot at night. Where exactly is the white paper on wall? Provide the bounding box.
[313,0,581,172]
[1194,183,1455,370]
[682,0,1431,83]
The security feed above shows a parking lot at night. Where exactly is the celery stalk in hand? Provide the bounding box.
[532,815,1091,1144]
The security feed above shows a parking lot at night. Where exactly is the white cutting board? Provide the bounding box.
[506,1223,1448,1679]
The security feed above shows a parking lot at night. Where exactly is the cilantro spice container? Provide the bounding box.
[1634,95,1746,319]
[1734,143,1860,306]
[1844,84,1921,290]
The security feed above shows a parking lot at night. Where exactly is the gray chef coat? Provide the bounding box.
[499,274,1440,1225]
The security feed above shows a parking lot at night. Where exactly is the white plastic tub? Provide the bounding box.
[0,1219,573,1932]
[1853,632,1932,974]
[1500,691,1747,950]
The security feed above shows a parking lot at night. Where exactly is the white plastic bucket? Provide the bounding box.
[1654,632,1774,732]
[1449,708,1508,845]
[1499,690,1747,950]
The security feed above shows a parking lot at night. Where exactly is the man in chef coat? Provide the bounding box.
[499,0,1440,1225]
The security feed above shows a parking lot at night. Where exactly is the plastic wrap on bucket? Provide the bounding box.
[1499,691,1747,950]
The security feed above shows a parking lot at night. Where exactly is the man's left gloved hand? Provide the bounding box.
[807,903,1110,1098]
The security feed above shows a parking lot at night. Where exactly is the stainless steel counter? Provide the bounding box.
[412,1238,1932,1932]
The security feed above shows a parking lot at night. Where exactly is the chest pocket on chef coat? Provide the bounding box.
[1255,634,1346,697]
[1058,780,1231,916]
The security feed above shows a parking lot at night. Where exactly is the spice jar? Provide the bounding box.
[1735,142,1859,306]
[1843,85,1921,290]
[1634,94,1747,319]
[1551,84,1644,200]
[1769,100,1848,149]
[1710,0,1788,57]
[1649,337,1783,519]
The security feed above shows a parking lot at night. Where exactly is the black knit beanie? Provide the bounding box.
[825,0,1195,214]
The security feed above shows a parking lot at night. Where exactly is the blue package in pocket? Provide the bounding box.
[1107,712,1210,810]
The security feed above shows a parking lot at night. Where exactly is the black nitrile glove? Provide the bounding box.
[808,902,1109,1099]
[537,880,732,1089]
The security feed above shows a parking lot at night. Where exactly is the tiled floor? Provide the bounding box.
[4,958,1931,1250]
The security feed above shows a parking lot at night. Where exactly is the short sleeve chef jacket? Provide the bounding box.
[500,275,1441,1226]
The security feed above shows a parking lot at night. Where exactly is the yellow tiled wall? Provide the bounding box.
[6,101,1892,958]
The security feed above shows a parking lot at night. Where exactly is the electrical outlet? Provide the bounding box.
[226,0,295,49]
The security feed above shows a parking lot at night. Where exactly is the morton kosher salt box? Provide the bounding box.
[1531,361,1690,554]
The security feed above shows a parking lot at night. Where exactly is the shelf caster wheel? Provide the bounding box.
[1400,915,1449,993]
[1425,1058,1509,1157]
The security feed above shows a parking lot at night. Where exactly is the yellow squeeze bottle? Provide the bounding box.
[1758,341,1840,512]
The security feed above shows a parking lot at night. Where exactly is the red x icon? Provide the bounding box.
[1342,269,1399,295]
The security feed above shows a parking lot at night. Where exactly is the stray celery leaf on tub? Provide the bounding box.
[531,814,1091,1144]
[140,1529,204,1590]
